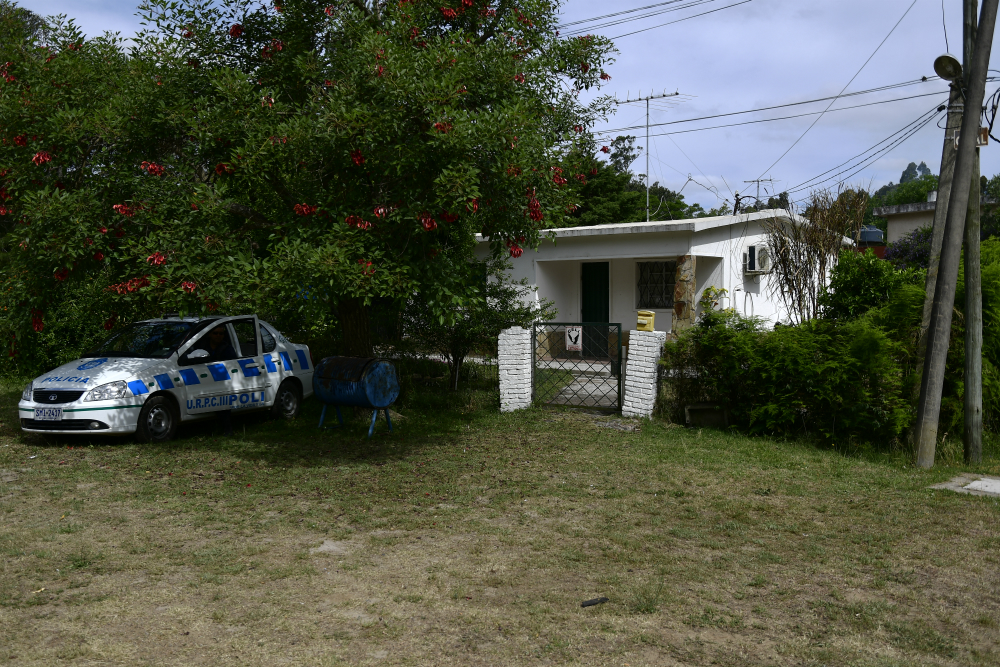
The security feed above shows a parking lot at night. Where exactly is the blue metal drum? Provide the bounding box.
[312,357,399,437]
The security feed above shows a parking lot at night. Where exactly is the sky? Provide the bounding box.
[26,0,1000,211]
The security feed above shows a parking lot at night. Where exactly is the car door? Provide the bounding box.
[177,320,240,417]
[228,317,272,410]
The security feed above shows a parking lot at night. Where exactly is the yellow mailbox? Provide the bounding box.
[636,310,655,332]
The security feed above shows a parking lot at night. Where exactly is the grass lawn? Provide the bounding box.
[1,376,999,666]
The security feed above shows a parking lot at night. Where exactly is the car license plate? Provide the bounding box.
[34,408,62,421]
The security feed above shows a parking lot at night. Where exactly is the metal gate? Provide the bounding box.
[532,322,623,411]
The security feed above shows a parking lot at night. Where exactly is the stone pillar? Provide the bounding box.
[673,254,697,332]
[499,326,532,412]
[622,329,668,418]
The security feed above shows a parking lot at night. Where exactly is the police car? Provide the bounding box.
[18,315,314,442]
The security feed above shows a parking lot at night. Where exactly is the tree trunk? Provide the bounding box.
[338,297,372,358]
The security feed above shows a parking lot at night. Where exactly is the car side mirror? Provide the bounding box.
[187,349,209,360]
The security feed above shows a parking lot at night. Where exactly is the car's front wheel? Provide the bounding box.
[136,396,178,443]
[271,380,301,419]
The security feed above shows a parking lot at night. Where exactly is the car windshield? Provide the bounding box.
[86,321,205,359]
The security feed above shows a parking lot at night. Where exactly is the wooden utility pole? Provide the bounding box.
[965,0,984,464]
[915,0,998,469]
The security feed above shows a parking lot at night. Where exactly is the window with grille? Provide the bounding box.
[636,261,677,309]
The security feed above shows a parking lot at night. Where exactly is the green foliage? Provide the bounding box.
[400,257,555,390]
[660,311,911,443]
[0,0,615,377]
[819,248,921,320]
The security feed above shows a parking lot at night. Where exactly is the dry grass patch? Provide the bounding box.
[0,385,999,666]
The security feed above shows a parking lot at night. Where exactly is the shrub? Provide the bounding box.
[660,311,911,443]
[819,248,922,320]
[885,226,933,270]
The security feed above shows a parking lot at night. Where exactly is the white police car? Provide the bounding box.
[18,315,314,441]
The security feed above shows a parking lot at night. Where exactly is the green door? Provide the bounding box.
[581,262,609,359]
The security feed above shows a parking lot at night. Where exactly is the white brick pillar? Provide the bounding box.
[499,326,532,412]
[622,330,667,418]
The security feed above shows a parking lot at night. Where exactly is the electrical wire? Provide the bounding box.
[667,134,729,200]
[754,0,920,180]
[785,105,943,200]
[561,0,722,35]
[786,104,942,193]
[942,0,950,54]
[599,78,940,135]
[595,90,948,140]
[611,0,752,39]
[558,0,710,29]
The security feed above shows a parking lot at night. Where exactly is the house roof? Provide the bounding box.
[872,202,936,217]
[475,209,802,243]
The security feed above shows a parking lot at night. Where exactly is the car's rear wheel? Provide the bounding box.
[136,396,178,443]
[271,380,301,419]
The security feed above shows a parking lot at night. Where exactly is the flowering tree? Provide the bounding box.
[0,0,614,367]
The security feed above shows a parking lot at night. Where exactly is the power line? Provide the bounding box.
[558,0,711,29]
[597,78,941,135]
[611,0,752,39]
[595,90,948,139]
[755,0,920,180]
[786,104,943,193]
[561,0,722,34]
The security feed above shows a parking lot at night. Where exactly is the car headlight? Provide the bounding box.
[21,382,32,401]
[84,380,130,402]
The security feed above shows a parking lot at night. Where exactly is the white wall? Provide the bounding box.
[477,212,793,328]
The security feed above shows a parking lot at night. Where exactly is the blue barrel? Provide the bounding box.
[312,357,399,409]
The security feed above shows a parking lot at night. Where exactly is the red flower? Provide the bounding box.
[357,259,375,275]
[513,73,525,83]
[93,252,104,261]
[31,309,43,333]
[13,135,26,146]
[573,125,583,133]
[441,211,459,224]
[191,203,198,210]
[103,314,117,330]
[553,174,567,186]
[507,242,523,258]
[591,168,598,175]
[99,226,108,234]
[325,5,334,15]
[32,151,52,166]
[54,268,69,281]
[229,24,243,38]
[375,65,385,77]
[600,146,610,153]
[350,149,365,166]
[324,79,332,86]
[345,215,371,230]
[112,204,135,217]
[600,72,611,81]
[0,206,7,216]
[293,203,317,216]
[466,198,479,213]
[433,121,453,133]
[507,165,522,177]
[147,251,166,266]
[440,7,458,19]
[575,174,587,184]
[581,63,590,73]
[262,96,274,107]
[273,1,283,12]
[141,161,165,176]
[182,30,193,38]
[373,205,391,218]
[182,281,197,293]
[215,163,233,175]
[419,212,437,231]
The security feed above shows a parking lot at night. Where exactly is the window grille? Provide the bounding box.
[636,261,677,309]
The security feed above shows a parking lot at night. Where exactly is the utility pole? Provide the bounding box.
[914,0,998,469]
[615,90,682,222]
[965,0,984,464]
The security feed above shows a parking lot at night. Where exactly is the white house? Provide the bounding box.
[477,209,800,335]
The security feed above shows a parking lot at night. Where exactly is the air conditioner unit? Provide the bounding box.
[743,245,771,275]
